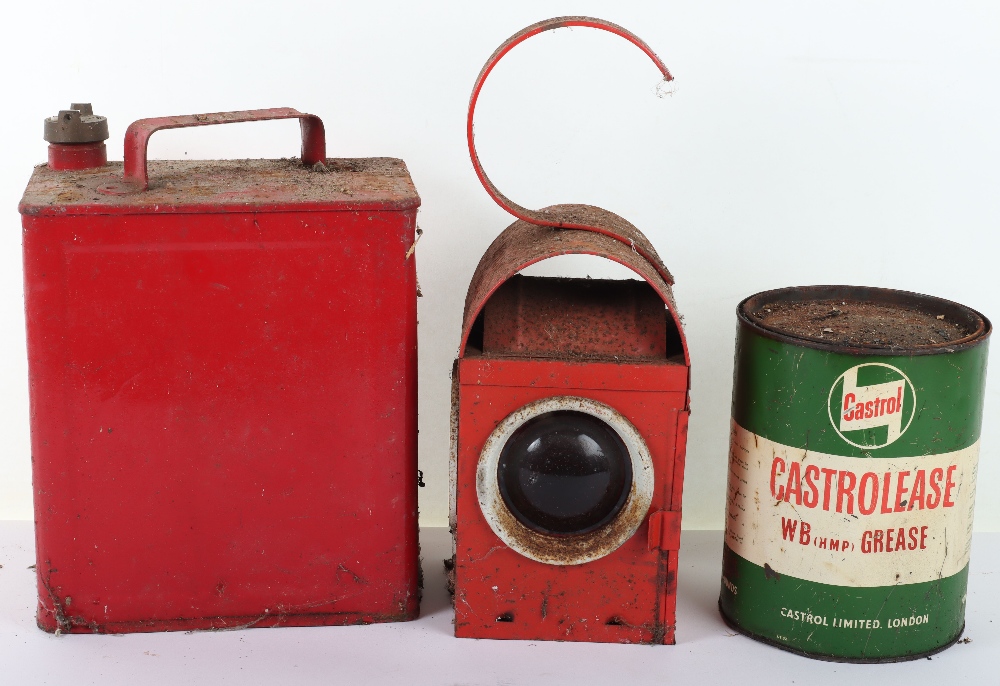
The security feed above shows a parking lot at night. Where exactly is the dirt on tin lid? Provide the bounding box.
[19,157,420,216]
[750,299,976,348]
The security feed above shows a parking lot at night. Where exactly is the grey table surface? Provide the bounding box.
[0,523,995,685]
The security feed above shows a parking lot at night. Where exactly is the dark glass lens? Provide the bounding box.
[497,410,632,536]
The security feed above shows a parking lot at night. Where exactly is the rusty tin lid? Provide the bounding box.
[19,157,420,217]
[739,285,991,356]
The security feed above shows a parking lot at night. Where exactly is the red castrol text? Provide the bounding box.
[841,385,903,424]
[769,457,957,515]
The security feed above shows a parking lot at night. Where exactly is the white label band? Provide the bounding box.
[725,421,978,588]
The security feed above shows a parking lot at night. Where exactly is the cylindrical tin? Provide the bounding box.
[720,285,990,662]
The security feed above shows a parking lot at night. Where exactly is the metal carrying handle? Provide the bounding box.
[120,108,326,191]
[467,16,673,227]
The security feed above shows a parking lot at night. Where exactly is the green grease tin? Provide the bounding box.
[720,285,990,662]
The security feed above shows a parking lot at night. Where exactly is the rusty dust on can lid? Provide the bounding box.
[720,285,991,662]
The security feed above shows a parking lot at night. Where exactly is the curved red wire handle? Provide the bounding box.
[467,16,673,225]
[121,108,326,191]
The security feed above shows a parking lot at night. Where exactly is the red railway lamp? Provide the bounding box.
[450,17,692,644]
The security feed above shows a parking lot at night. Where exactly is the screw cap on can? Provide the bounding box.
[44,104,108,144]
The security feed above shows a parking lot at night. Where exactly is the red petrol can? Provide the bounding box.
[450,18,691,644]
[19,107,421,633]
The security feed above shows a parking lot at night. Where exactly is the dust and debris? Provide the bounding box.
[443,556,456,597]
[752,299,976,348]
[39,568,99,634]
[20,158,419,214]
[482,275,669,361]
[655,79,678,98]
[405,226,423,260]
[416,556,424,605]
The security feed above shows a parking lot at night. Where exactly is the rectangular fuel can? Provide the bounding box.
[19,107,421,633]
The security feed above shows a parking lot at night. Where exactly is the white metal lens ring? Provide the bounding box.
[476,396,654,565]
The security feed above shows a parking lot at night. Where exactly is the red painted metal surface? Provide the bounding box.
[454,373,687,643]
[467,16,675,287]
[19,109,421,633]
[459,218,687,364]
[482,276,667,359]
[47,142,107,170]
[452,221,690,644]
[119,108,325,192]
[453,231,689,641]
[452,17,689,645]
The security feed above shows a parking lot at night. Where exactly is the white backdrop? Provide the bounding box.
[1,1,997,530]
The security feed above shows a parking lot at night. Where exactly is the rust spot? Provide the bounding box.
[457,216,685,361]
[483,275,669,360]
[443,556,456,597]
[487,469,649,565]
[539,581,557,620]
[476,396,653,566]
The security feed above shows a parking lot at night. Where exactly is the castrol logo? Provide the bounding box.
[827,363,916,449]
